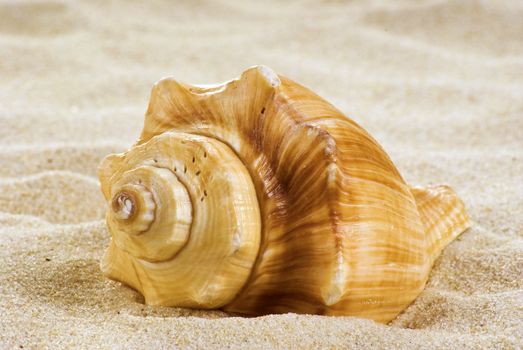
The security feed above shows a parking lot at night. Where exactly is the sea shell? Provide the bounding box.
[98,66,470,323]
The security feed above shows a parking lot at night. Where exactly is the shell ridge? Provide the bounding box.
[225,82,353,313]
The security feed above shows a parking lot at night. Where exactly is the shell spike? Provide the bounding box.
[411,185,471,265]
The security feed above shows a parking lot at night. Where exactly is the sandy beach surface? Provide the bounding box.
[1,0,522,349]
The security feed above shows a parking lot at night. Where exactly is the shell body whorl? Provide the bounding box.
[99,66,470,323]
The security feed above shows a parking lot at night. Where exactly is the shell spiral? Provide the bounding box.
[99,66,470,323]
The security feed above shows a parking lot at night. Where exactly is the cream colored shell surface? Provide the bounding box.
[99,66,470,323]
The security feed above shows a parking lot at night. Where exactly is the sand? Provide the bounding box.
[0,0,522,348]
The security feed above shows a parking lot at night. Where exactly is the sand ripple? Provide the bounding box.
[0,170,104,224]
[0,1,79,37]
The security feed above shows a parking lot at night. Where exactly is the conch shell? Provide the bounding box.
[98,66,470,323]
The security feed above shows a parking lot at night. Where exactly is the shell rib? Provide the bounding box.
[98,66,470,323]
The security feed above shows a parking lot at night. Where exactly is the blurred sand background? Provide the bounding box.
[0,0,522,348]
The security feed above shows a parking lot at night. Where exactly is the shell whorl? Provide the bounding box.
[111,184,154,228]
[100,132,260,307]
[99,66,470,322]
[106,165,191,262]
